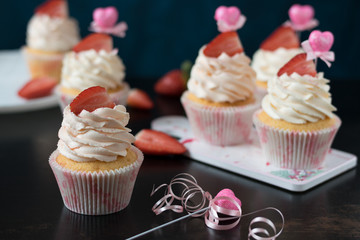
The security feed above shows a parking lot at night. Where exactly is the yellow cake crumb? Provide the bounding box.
[257,110,337,131]
[256,80,267,89]
[186,92,255,107]
[60,85,124,97]
[56,148,138,172]
[25,47,65,55]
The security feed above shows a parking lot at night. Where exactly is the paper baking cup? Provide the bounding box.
[181,91,261,146]
[253,110,341,170]
[55,82,130,110]
[22,47,65,82]
[49,146,144,215]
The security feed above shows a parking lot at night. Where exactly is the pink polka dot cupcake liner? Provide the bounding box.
[49,146,143,215]
[181,91,261,146]
[253,110,341,170]
[55,82,130,110]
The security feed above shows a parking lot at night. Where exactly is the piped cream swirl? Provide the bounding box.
[262,72,337,124]
[57,105,135,162]
[26,15,80,52]
[187,46,256,103]
[252,48,303,82]
[61,49,125,91]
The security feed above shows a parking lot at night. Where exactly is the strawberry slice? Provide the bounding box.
[260,26,300,51]
[127,89,154,110]
[18,77,57,100]
[73,33,113,53]
[70,86,115,115]
[134,129,186,155]
[277,53,317,77]
[203,31,243,58]
[154,69,186,97]
[35,0,68,18]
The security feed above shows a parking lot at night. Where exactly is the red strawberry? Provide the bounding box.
[154,69,186,96]
[277,53,317,77]
[260,26,300,51]
[18,77,57,100]
[73,33,113,53]
[70,86,115,115]
[35,0,68,18]
[203,31,243,58]
[134,129,186,155]
[127,89,154,110]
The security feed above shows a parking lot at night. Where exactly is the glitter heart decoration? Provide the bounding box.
[214,6,246,32]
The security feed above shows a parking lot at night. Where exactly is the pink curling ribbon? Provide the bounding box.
[127,173,284,239]
[284,4,318,31]
[301,30,335,67]
[214,6,246,32]
[89,6,128,38]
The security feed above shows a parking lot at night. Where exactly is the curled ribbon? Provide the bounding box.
[217,15,246,33]
[144,173,284,239]
[301,40,335,67]
[284,19,318,32]
[89,21,128,38]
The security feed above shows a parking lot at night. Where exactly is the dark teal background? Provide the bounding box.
[1,0,359,80]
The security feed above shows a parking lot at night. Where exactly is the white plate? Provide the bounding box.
[0,50,58,113]
[151,116,357,192]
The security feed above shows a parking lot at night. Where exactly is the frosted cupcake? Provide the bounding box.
[181,6,260,146]
[252,26,302,94]
[24,0,80,82]
[253,51,340,170]
[56,33,130,110]
[49,86,143,215]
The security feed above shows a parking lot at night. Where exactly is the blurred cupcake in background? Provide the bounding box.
[181,6,260,146]
[24,0,80,82]
[56,6,129,110]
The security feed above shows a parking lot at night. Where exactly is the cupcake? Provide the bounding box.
[49,86,143,215]
[253,53,340,170]
[181,6,260,146]
[56,33,130,110]
[24,0,80,82]
[251,26,302,94]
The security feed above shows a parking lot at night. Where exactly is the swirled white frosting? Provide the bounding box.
[61,49,125,91]
[26,15,80,52]
[252,48,303,82]
[262,72,336,124]
[57,105,135,162]
[187,46,256,103]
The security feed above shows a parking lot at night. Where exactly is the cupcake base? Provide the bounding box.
[49,146,144,215]
[55,82,130,110]
[181,91,261,146]
[253,110,341,170]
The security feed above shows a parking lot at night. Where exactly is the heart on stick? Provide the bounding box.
[214,189,241,210]
[93,6,118,28]
[289,4,314,25]
[309,30,334,52]
[215,6,241,25]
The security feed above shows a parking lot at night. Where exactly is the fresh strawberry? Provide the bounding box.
[73,33,113,53]
[277,53,317,77]
[154,70,186,96]
[18,77,57,100]
[260,26,300,51]
[70,86,115,115]
[35,0,68,18]
[203,31,243,58]
[127,89,154,110]
[134,129,186,155]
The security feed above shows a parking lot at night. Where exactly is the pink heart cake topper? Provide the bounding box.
[309,30,334,52]
[93,6,118,28]
[214,6,246,32]
[289,4,314,25]
[214,188,242,210]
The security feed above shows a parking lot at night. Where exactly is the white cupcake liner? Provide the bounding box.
[49,145,144,215]
[253,110,341,170]
[181,91,261,146]
[55,82,130,111]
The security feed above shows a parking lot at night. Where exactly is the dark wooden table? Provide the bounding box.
[1,80,360,240]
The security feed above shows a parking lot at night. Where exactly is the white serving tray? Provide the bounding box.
[151,116,357,192]
[0,50,58,113]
